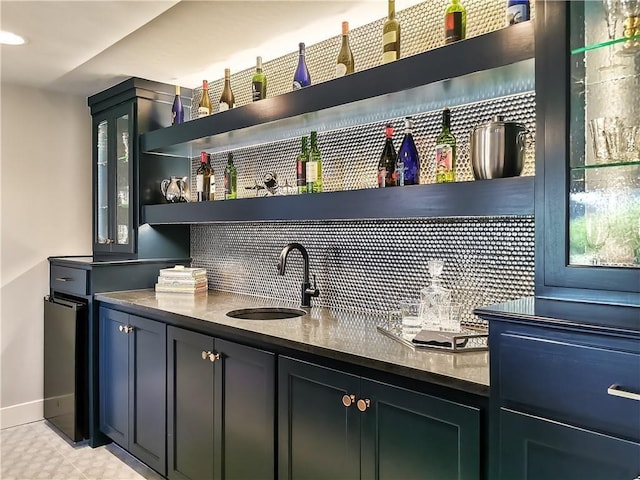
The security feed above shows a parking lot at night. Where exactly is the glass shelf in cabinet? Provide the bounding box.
[570,160,640,171]
[571,34,640,55]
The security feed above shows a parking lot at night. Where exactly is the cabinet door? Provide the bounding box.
[361,379,481,480]
[128,315,166,475]
[278,357,361,480]
[214,339,275,480]
[98,307,129,446]
[167,326,215,480]
[93,101,135,256]
[500,409,640,480]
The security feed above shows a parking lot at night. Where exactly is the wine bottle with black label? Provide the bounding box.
[252,56,267,101]
[445,0,466,44]
[378,124,397,188]
[196,152,212,201]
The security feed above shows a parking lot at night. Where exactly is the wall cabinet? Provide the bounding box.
[98,307,166,475]
[278,356,482,480]
[166,326,275,480]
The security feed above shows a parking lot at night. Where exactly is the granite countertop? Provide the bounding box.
[96,289,490,395]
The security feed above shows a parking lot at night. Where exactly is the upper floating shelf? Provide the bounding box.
[140,22,534,158]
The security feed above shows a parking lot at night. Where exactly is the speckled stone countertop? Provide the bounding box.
[95,289,490,395]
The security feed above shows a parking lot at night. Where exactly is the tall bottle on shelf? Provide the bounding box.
[382,0,401,64]
[224,152,237,200]
[336,21,355,77]
[219,68,236,112]
[293,42,311,90]
[196,152,212,202]
[296,136,309,194]
[171,85,184,125]
[506,0,530,25]
[435,108,456,183]
[396,117,420,186]
[306,131,323,193]
[197,80,212,118]
[208,155,216,201]
[444,0,466,44]
[378,124,397,188]
[252,56,267,101]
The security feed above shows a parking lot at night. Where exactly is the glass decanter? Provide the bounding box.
[420,259,452,330]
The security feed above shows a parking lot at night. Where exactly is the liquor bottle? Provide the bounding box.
[293,42,311,90]
[252,56,267,101]
[382,0,401,64]
[435,108,456,183]
[224,152,237,200]
[219,68,235,112]
[197,80,212,118]
[171,85,184,125]
[336,21,355,77]
[296,136,309,194]
[378,124,397,188]
[208,155,216,201]
[396,117,420,186]
[196,152,212,202]
[306,131,323,193]
[444,0,466,44]
[506,0,530,25]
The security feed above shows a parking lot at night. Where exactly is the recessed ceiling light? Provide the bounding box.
[0,30,26,45]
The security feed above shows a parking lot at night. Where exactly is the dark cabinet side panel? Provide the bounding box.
[128,315,166,476]
[98,307,129,446]
[167,326,215,480]
[278,356,361,480]
[361,378,481,480]
[214,339,275,480]
[500,409,640,480]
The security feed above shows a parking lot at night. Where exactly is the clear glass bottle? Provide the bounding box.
[382,0,401,64]
[435,107,457,183]
[444,0,466,44]
[420,259,452,330]
[224,152,237,200]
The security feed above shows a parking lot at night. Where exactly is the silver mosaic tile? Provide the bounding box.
[193,0,535,112]
[190,216,535,329]
[190,90,535,198]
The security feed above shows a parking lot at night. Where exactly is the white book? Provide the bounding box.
[159,265,207,279]
[157,276,207,286]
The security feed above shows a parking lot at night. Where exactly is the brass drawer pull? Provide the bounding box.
[357,398,370,412]
[607,384,640,402]
[201,351,220,362]
[342,394,355,407]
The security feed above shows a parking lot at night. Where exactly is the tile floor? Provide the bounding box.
[0,421,163,480]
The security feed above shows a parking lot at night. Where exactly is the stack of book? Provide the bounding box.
[155,266,208,294]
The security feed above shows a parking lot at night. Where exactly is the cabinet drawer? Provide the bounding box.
[499,332,640,442]
[50,266,88,296]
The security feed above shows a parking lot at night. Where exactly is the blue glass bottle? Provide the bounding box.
[396,117,420,185]
[171,85,184,125]
[293,42,311,90]
[506,0,530,25]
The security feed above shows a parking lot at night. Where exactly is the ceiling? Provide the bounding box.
[0,0,393,99]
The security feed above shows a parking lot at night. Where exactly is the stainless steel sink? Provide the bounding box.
[225,307,306,320]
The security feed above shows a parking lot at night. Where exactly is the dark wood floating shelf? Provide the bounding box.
[143,176,534,224]
[140,22,534,157]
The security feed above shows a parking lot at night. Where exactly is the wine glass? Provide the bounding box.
[600,0,625,69]
[585,215,610,265]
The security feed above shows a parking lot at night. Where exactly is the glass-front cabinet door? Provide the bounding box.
[537,0,639,305]
[92,102,134,256]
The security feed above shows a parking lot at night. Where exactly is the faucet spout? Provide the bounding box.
[277,242,318,307]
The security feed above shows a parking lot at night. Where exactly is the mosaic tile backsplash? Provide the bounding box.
[191,216,535,329]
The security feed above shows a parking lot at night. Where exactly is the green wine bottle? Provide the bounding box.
[296,136,308,194]
[252,56,267,101]
[435,108,456,183]
[444,0,466,44]
[306,131,323,193]
[224,152,237,199]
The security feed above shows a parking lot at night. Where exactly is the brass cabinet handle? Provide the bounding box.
[357,399,371,412]
[201,351,220,362]
[342,394,356,407]
[119,325,125,332]
[608,384,640,402]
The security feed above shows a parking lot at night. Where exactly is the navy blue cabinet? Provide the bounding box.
[98,307,166,475]
[167,326,275,480]
[278,357,482,480]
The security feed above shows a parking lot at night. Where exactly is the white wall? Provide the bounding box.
[0,83,92,428]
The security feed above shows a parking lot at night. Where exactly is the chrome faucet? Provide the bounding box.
[277,243,319,307]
